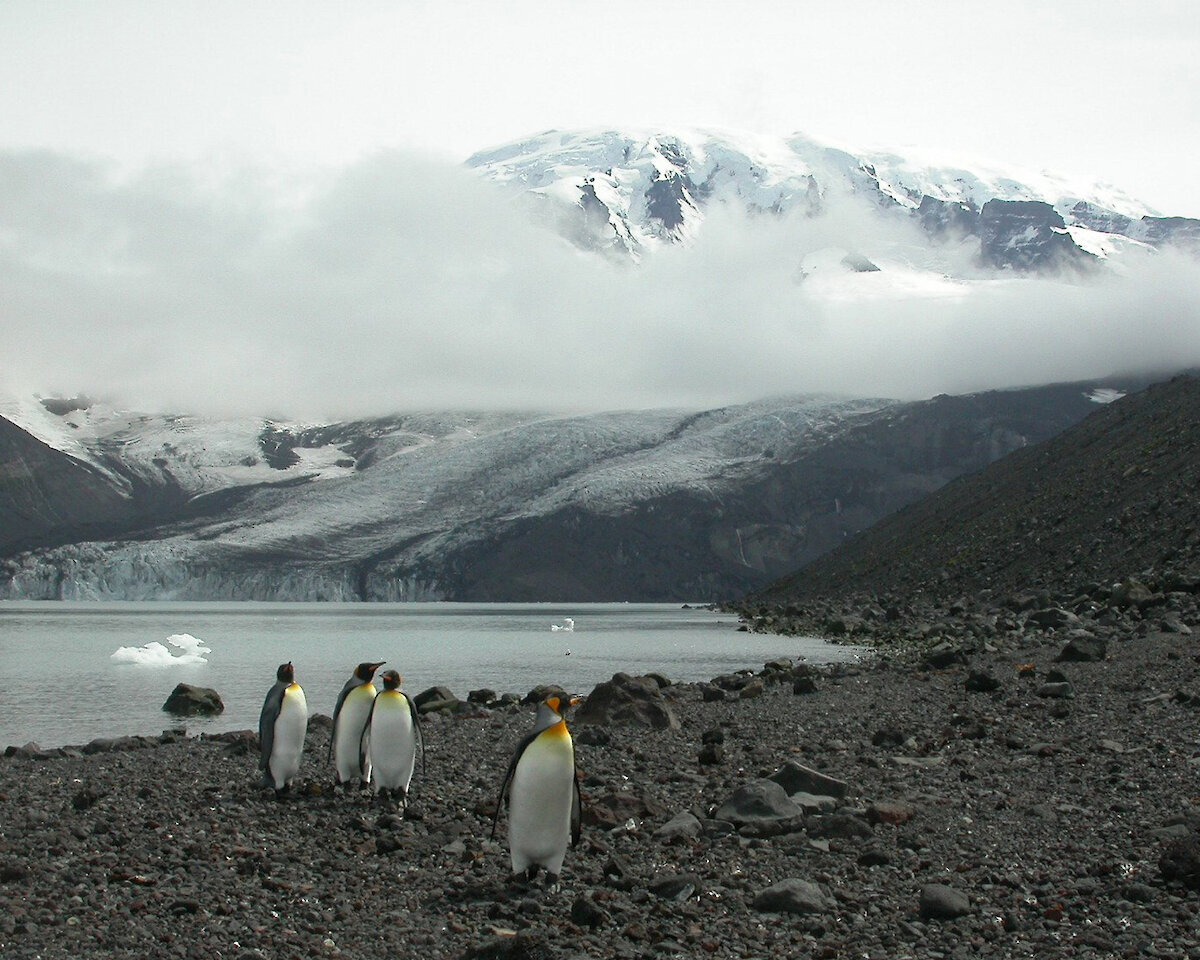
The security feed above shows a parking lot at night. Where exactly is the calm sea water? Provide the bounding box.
[0,602,864,748]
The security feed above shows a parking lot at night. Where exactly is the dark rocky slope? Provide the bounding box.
[738,374,1200,646]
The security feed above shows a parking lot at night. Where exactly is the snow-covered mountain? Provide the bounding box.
[0,379,1156,602]
[467,128,1198,271]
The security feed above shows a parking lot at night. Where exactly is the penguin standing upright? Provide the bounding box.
[365,670,423,807]
[258,661,308,794]
[492,695,582,882]
[330,661,384,789]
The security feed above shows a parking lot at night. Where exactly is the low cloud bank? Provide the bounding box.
[2,150,1197,418]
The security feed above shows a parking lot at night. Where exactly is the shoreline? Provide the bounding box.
[3,622,1199,959]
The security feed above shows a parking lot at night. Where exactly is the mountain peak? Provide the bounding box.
[467,127,1183,270]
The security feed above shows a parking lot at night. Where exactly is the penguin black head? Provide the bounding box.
[277,662,295,683]
[381,670,402,691]
[355,661,385,682]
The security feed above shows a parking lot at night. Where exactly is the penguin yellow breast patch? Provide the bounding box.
[542,719,571,741]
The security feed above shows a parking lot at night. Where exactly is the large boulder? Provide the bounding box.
[575,673,679,729]
[753,879,836,915]
[713,779,804,825]
[919,883,971,921]
[768,760,848,799]
[161,683,223,717]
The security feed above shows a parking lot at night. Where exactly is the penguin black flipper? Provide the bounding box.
[360,692,380,771]
[358,692,377,778]
[258,680,285,774]
[490,728,540,839]
[407,693,427,779]
[328,677,356,762]
[570,769,582,847]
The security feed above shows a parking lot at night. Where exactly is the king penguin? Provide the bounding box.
[492,695,582,883]
[330,660,384,789]
[258,661,308,795]
[365,670,423,807]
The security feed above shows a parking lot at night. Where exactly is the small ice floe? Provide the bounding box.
[550,618,575,632]
[111,633,211,666]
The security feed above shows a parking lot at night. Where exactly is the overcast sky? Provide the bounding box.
[2,1,1198,415]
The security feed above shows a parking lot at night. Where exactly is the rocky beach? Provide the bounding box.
[3,598,1200,960]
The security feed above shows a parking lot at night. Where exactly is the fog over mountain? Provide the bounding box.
[3,141,1198,419]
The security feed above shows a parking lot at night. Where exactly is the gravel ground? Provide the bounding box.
[3,620,1200,960]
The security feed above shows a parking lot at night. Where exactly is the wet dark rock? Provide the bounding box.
[919,883,971,921]
[1037,681,1076,699]
[753,878,835,914]
[793,676,819,694]
[697,742,724,765]
[569,894,607,928]
[161,683,224,717]
[1028,607,1081,631]
[1057,635,1108,662]
[867,801,916,825]
[965,670,1001,693]
[574,726,611,747]
[713,780,803,825]
[1160,835,1200,889]
[467,688,497,704]
[648,873,698,900]
[768,760,848,799]
[806,814,873,840]
[575,673,680,730]
[923,642,967,669]
[463,932,558,960]
[584,790,668,829]
[858,847,893,867]
[71,783,104,811]
[414,686,457,710]
[654,811,702,842]
[738,679,765,699]
[521,684,568,706]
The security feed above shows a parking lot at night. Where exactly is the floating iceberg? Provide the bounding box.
[111,633,212,666]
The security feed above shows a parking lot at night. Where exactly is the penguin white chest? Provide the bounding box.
[334,685,377,783]
[369,692,417,794]
[508,728,575,875]
[269,684,308,790]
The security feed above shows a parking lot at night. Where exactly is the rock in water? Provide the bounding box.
[161,683,224,716]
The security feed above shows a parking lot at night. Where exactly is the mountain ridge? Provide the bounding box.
[467,127,1197,271]
[0,377,1163,602]
[741,373,1200,627]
